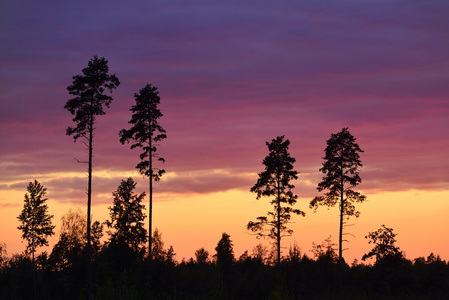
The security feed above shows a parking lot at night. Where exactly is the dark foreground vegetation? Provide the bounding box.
[1,246,448,300]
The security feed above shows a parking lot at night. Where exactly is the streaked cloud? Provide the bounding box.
[1,0,448,206]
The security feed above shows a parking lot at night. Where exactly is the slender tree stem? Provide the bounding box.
[277,176,281,265]
[64,56,119,300]
[32,246,36,300]
[148,137,153,260]
[338,157,344,292]
[86,114,93,300]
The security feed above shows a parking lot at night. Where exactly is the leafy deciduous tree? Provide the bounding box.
[50,208,86,271]
[119,84,166,259]
[0,242,7,270]
[17,180,55,262]
[17,180,55,298]
[285,242,302,263]
[90,220,104,258]
[425,252,444,264]
[252,243,269,264]
[151,228,166,262]
[214,233,235,270]
[195,247,210,264]
[50,208,104,271]
[64,55,119,297]
[248,136,305,265]
[106,178,147,257]
[149,228,176,264]
[166,245,176,265]
[60,208,87,241]
[311,236,338,264]
[362,225,402,264]
[238,250,249,263]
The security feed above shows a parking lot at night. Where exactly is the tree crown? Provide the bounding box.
[119,84,166,180]
[17,180,55,255]
[251,135,298,201]
[248,136,305,239]
[65,55,120,141]
[362,225,403,263]
[106,178,147,254]
[310,127,366,217]
[214,233,235,268]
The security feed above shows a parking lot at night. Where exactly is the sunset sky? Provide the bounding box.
[1,0,448,263]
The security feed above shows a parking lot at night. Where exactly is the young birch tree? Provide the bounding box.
[106,177,147,258]
[17,180,55,299]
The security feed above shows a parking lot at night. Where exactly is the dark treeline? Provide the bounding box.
[0,232,448,300]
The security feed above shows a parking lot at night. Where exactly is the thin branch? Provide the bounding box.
[74,158,88,164]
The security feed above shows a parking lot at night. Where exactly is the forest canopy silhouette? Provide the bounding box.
[1,56,448,299]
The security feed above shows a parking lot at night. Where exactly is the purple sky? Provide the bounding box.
[1,0,449,207]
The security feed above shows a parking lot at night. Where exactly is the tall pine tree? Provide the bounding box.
[64,55,119,298]
[119,84,166,259]
[248,136,305,265]
[310,127,365,290]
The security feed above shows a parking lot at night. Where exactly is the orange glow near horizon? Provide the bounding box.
[2,187,448,263]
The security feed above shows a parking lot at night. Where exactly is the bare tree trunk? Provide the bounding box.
[338,192,344,292]
[148,140,153,260]
[339,198,343,262]
[338,159,344,293]
[32,246,36,300]
[86,117,93,300]
[277,177,281,265]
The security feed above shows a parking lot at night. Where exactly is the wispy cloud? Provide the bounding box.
[1,0,448,205]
